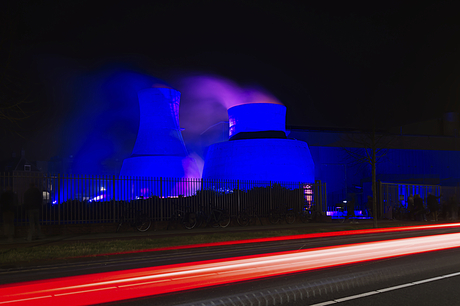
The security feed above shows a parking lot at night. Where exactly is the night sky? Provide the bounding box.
[1,1,460,169]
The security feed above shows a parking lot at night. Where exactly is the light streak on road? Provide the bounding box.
[71,222,460,258]
[2,231,460,305]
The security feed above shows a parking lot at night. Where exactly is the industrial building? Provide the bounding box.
[3,87,458,218]
[200,108,460,217]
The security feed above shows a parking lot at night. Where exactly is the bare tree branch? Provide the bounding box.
[340,127,398,228]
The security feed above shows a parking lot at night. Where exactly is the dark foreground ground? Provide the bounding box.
[0,218,435,266]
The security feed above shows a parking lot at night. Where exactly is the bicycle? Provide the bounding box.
[116,203,151,232]
[167,204,197,230]
[298,204,323,223]
[194,205,208,228]
[299,205,314,223]
[269,204,296,224]
[237,203,263,226]
[198,203,231,228]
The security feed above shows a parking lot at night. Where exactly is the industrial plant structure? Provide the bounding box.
[202,103,315,183]
[3,85,459,220]
[119,86,198,179]
[116,86,459,217]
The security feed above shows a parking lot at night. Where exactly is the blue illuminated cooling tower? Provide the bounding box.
[203,103,315,183]
[120,87,192,178]
[228,103,286,138]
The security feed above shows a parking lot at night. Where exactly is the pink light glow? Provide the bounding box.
[180,75,282,110]
[2,229,460,305]
[178,74,282,139]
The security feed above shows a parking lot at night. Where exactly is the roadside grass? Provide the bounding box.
[0,222,420,265]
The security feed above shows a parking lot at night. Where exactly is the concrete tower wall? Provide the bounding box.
[203,138,315,182]
[228,103,286,138]
[120,87,196,179]
[131,88,187,156]
[203,103,315,184]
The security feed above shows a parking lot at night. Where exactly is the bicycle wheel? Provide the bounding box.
[116,219,124,232]
[300,210,312,223]
[195,211,206,228]
[136,214,152,232]
[268,210,280,224]
[219,212,231,228]
[183,212,197,230]
[237,212,250,226]
[285,211,296,224]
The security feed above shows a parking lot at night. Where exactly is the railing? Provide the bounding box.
[0,172,326,226]
[379,182,442,219]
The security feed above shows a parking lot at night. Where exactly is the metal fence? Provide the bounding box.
[379,182,444,219]
[0,172,326,226]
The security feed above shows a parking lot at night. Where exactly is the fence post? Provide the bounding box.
[112,175,116,223]
[200,178,204,215]
[379,180,383,220]
[237,180,240,211]
[160,177,163,221]
[269,181,272,209]
[314,180,318,212]
[319,180,323,213]
[200,178,203,204]
[324,182,327,214]
[299,183,303,211]
[160,177,163,199]
[58,173,61,225]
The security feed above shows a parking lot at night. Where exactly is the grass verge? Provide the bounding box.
[0,222,417,266]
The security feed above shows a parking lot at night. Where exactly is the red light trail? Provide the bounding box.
[72,222,460,258]
[2,227,460,305]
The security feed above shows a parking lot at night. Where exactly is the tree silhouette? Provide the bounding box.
[342,127,394,228]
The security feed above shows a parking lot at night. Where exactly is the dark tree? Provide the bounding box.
[342,127,394,228]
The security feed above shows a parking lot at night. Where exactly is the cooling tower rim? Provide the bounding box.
[128,153,188,158]
[229,130,287,141]
[228,102,285,111]
[152,83,174,89]
[138,87,181,95]
[209,137,309,146]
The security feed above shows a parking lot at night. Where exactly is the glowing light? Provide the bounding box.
[88,194,105,202]
[2,231,460,305]
[327,210,367,218]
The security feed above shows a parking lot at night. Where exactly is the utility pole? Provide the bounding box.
[371,128,378,228]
